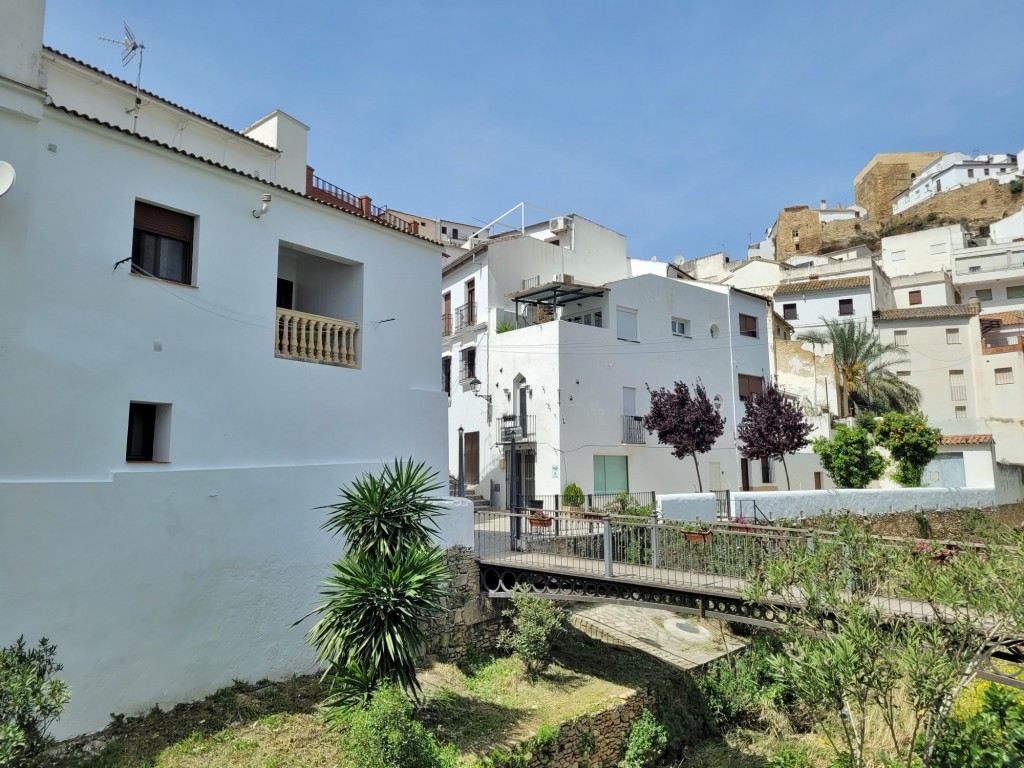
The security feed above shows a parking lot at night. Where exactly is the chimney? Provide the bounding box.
[820,199,827,210]
[968,296,981,311]
[0,0,46,91]
[358,195,372,217]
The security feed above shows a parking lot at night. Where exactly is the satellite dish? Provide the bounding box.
[0,161,15,197]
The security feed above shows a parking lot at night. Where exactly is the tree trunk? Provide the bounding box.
[691,452,703,492]
[781,455,792,490]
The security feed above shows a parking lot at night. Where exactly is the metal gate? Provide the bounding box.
[505,448,536,509]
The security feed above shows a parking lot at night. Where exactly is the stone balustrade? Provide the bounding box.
[275,308,358,367]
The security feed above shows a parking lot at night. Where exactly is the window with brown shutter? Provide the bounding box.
[838,298,854,315]
[738,373,764,401]
[783,303,798,320]
[909,290,922,306]
[132,201,195,284]
[739,314,758,338]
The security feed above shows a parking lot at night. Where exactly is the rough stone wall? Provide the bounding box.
[819,217,883,253]
[854,152,945,221]
[774,206,822,261]
[420,545,507,664]
[885,179,1024,234]
[522,688,658,768]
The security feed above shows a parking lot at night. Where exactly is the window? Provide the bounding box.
[594,455,629,494]
[930,243,946,255]
[616,307,638,342]
[897,370,911,379]
[452,228,459,239]
[891,249,907,261]
[126,402,171,462]
[791,228,799,240]
[465,279,476,325]
[593,311,603,328]
[441,226,447,235]
[995,367,1014,385]
[760,459,774,485]
[969,266,981,274]
[908,290,922,306]
[783,303,798,320]
[738,373,764,402]
[839,298,855,315]
[894,330,908,346]
[671,317,689,336]
[442,356,451,394]
[946,328,960,344]
[976,289,993,302]
[739,314,759,338]
[1007,285,1024,299]
[968,168,975,178]
[955,405,967,419]
[459,347,476,381]
[984,168,990,176]
[949,370,967,402]
[132,201,195,284]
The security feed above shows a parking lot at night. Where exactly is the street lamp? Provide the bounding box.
[457,426,464,498]
[469,377,491,403]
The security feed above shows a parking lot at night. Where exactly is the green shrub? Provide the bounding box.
[1009,179,1023,195]
[766,743,812,768]
[932,683,1024,767]
[343,683,456,768]
[562,482,584,507]
[875,411,941,487]
[495,320,517,334]
[0,636,71,768]
[497,585,566,677]
[812,425,887,489]
[618,709,668,768]
[696,636,790,729]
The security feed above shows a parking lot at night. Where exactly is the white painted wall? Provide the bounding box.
[881,225,965,277]
[990,206,1024,241]
[731,487,996,520]
[893,153,1020,214]
[658,493,717,522]
[1,59,452,737]
[773,286,874,332]
[240,110,310,192]
[0,0,45,90]
[890,273,956,308]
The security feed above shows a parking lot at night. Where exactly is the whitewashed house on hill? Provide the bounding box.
[0,3,457,738]
[892,151,1023,215]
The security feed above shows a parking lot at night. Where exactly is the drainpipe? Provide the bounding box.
[726,290,740,492]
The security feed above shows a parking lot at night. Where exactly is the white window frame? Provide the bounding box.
[671,317,690,337]
[616,307,638,343]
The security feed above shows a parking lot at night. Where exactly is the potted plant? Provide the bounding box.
[680,521,713,543]
[528,510,553,529]
[727,515,754,533]
[562,482,585,516]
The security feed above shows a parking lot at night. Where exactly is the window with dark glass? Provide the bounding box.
[838,298,854,315]
[132,201,195,284]
[782,303,798,320]
[739,314,759,337]
[442,356,451,394]
[459,347,476,381]
[126,403,156,461]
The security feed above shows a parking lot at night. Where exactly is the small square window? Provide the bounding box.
[739,314,759,338]
[132,201,195,284]
[838,298,854,316]
[1007,285,1024,299]
[126,402,171,462]
[671,317,689,336]
[897,370,911,379]
[894,330,908,346]
[783,303,798,320]
[968,168,975,178]
[995,367,1014,385]
[955,405,967,419]
[908,290,922,306]
[459,347,476,381]
[969,266,981,273]
[441,226,447,234]
[976,289,993,302]
[946,328,960,345]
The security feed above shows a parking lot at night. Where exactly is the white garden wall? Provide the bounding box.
[731,487,996,520]
[657,493,717,522]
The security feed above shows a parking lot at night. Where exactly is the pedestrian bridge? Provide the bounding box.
[473,508,1024,689]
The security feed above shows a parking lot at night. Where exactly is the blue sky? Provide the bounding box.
[45,1,1024,261]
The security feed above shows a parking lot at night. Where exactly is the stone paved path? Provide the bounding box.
[570,603,745,670]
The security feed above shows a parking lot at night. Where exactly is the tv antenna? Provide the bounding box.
[99,22,145,133]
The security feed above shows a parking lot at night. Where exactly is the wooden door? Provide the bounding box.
[740,459,751,492]
[814,471,823,490]
[464,431,480,485]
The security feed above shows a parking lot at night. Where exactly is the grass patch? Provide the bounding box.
[49,628,713,767]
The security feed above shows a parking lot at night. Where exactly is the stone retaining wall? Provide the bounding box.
[520,688,657,768]
[421,545,507,664]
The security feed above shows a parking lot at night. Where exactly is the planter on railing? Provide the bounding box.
[275,308,358,368]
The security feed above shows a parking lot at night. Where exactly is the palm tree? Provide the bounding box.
[799,318,920,414]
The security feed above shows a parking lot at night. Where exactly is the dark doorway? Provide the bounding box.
[276,278,294,309]
[740,459,751,492]
[464,431,480,485]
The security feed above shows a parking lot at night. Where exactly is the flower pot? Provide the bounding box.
[683,530,713,543]
[728,523,753,533]
[528,514,553,529]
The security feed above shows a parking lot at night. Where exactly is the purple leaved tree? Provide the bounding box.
[736,383,813,490]
[643,381,725,492]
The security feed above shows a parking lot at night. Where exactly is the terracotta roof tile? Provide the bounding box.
[874,305,980,321]
[941,434,993,446]
[47,104,438,244]
[775,276,870,295]
[980,310,1024,327]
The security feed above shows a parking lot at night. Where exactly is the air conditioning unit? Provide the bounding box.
[553,274,575,285]
[549,216,569,233]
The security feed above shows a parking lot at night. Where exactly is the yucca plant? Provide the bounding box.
[302,458,451,709]
[319,458,443,564]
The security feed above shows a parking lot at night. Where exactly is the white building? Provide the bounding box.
[873,305,1024,475]
[1,3,459,737]
[441,216,816,498]
[892,151,1023,215]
